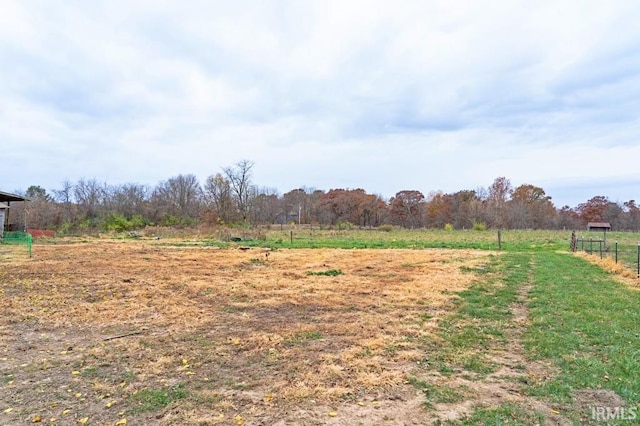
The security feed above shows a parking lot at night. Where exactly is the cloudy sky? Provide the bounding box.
[1,1,639,207]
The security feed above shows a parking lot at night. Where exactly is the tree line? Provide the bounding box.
[7,160,640,232]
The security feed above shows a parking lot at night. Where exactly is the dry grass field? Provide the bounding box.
[1,240,490,425]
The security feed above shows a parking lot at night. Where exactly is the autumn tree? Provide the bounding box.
[250,187,281,224]
[282,188,308,224]
[389,190,425,228]
[314,189,382,226]
[575,196,610,224]
[203,173,234,223]
[359,193,387,227]
[622,200,640,230]
[450,190,479,229]
[509,184,556,229]
[425,191,453,229]
[487,177,513,228]
[556,205,581,230]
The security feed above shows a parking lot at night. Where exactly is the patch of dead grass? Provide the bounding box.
[575,251,640,288]
[0,240,489,424]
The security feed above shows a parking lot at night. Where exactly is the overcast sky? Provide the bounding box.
[1,1,639,208]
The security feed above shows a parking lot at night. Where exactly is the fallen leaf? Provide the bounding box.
[185,371,196,376]
[74,393,82,398]
[114,419,127,425]
[105,401,117,408]
[71,371,80,376]
[3,408,12,414]
[62,410,71,415]
[232,339,240,345]
[551,410,560,414]
[328,411,338,417]
[78,417,89,424]
[32,415,42,423]
[234,414,244,425]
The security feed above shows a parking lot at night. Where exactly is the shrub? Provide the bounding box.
[103,213,132,232]
[472,222,487,231]
[377,224,394,232]
[337,221,353,230]
[444,223,454,231]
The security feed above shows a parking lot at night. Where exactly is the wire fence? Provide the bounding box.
[573,236,640,278]
[1,231,32,257]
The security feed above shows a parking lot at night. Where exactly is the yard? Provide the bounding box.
[1,233,639,425]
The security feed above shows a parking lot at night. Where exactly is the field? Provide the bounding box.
[2,230,640,425]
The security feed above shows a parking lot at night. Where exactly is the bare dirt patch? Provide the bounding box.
[1,240,488,425]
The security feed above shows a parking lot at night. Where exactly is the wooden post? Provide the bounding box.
[498,230,502,251]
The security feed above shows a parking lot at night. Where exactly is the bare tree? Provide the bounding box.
[251,186,281,224]
[222,160,254,222]
[152,174,202,223]
[74,178,108,219]
[53,180,74,204]
[109,183,150,219]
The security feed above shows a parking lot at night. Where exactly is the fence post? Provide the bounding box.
[589,239,593,254]
[498,230,502,251]
[615,241,618,263]
[637,244,639,279]
[290,230,293,245]
[599,240,603,259]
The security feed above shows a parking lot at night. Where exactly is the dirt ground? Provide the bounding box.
[0,240,496,425]
[1,239,594,425]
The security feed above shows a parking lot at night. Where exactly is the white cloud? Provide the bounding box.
[1,0,639,207]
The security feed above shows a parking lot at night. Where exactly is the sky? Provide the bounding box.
[1,1,639,208]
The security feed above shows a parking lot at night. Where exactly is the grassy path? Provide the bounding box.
[523,252,640,424]
[427,251,640,425]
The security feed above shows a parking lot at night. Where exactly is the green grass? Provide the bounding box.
[187,229,575,251]
[454,403,545,425]
[129,383,188,413]
[429,253,529,376]
[524,252,640,406]
[432,249,640,424]
[283,331,322,347]
[305,269,343,276]
[408,377,465,405]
